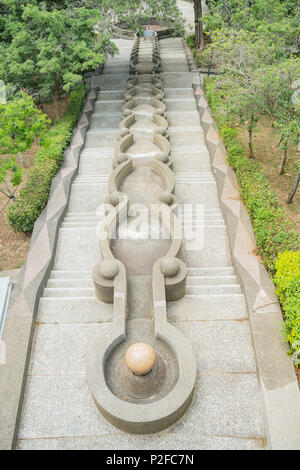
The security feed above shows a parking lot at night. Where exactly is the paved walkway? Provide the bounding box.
[176,0,209,35]
[16,36,266,450]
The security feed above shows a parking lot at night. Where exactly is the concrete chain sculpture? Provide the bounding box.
[87,33,197,434]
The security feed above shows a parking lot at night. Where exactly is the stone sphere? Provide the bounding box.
[159,191,173,205]
[108,192,122,207]
[123,109,132,117]
[155,152,169,163]
[125,343,156,376]
[99,260,119,280]
[161,257,180,277]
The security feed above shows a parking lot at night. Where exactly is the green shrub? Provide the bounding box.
[186,34,195,49]
[274,252,300,365]
[204,77,299,274]
[7,85,86,232]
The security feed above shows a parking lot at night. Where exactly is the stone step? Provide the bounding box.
[187,275,238,285]
[186,285,241,295]
[61,222,103,228]
[161,67,189,72]
[178,213,223,219]
[187,267,234,276]
[47,279,93,288]
[166,100,197,111]
[67,185,107,212]
[92,74,129,91]
[89,113,121,129]
[80,147,114,158]
[97,91,124,101]
[85,129,119,147]
[94,101,123,112]
[38,297,112,323]
[65,212,103,217]
[64,216,104,221]
[168,294,247,321]
[164,89,195,99]
[170,131,205,146]
[103,67,129,74]
[50,270,92,279]
[45,280,241,295]
[171,145,207,153]
[43,287,95,298]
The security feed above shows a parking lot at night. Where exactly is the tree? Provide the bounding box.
[203,0,300,57]
[287,166,300,204]
[208,29,277,157]
[0,92,48,202]
[0,4,117,113]
[194,0,204,49]
[275,118,300,175]
[0,157,22,201]
[0,92,49,163]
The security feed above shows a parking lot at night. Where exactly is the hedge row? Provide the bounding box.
[7,85,86,232]
[274,252,300,364]
[204,78,299,275]
[204,78,300,360]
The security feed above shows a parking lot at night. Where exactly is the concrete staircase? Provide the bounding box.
[16,37,266,450]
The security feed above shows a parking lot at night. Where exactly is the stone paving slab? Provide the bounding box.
[29,323,111,376]
[53,229,99,271]
[168,374,265,439]
[16,433,265,450]
[173,321,256,373]
[18,374,264,441]
[168,294,247,321]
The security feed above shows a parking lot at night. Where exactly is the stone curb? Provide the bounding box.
[193,84,300,450]
[0,72,101,450]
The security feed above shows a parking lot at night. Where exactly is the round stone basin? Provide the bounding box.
[129,103,161,117]
[111,220,170,276]
[128,89,157,101]
[104,318,179,404]
[126,138,162,159]
[129,117,160,138]
[136,62,154,74]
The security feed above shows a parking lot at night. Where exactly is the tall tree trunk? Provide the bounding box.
[247,115,255,158]
[287,168,300,204]
[278,142,288,175]
[3,179,16,200]
[17,152,24,165]
[194,0,204,50]
[53,90,60,120]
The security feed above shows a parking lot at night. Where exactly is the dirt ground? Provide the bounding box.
[0,97,69,271]
[237,116,300,237]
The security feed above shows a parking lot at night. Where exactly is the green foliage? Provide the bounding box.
[7,85,86,232]
[0,156,22,199]
[0,92,47,199]
[186,34,195,49]
[274,252,300,365]
[0,157,22,187]
[0,3,117,100]
[205,78,299,274]
[0,92,49,156]
[204,0,300,56]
